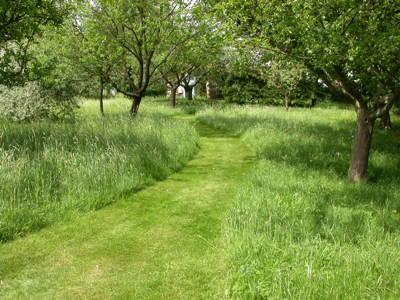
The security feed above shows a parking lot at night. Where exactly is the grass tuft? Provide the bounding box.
[0,96,200,242]
[197,105,400,299]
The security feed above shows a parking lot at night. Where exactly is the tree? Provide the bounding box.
[0,0,67,85]
[58,3,120,116]
[161,35,210,107]
[82,0,203,116]
[160,6,223,107]
[217,0,400,181]
[180,66,206,101]
[262,60,305,111]
[165,70,191,108]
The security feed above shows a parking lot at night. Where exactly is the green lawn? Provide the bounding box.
[1,97,399,299]
[0,100,256,299]
[197,105,400,299]
[0,96,199,242]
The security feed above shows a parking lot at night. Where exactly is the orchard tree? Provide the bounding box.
[217,0,400,181]
[262,60,305,111]
[165,68,193,108]
[180,65,206,101]
[160,4,222,107]
[0,0,67,85]
[165,37,223,105]
[84,0,203,116]
[59,3,120,115]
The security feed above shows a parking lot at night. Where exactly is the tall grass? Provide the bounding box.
[197,105,400,299]
[0,96,200,242]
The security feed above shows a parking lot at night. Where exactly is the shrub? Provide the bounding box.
[0,81,78,122]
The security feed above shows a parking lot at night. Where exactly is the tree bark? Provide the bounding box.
[285,92,289,111]
[129,95,142,117]
[184,86,193,101]
[311,98,317,107]
[380,111,392,130]
[170,86,177,108]
[348,108,376,182]
[100,79,104,116]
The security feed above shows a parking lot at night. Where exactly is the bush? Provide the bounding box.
[145,83,168,97]
[0,81,78,122]
[222,74,271,104]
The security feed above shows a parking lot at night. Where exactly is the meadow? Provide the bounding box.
[1,95,400,299]
[0,96,200,242]
[197,105,400,299]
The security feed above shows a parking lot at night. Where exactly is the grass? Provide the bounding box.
[2,95,400,298]
[197,105,400,299]
[0,95,200,242]
[0,100,256,299]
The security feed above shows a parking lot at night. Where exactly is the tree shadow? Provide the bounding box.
[207,113,400,184]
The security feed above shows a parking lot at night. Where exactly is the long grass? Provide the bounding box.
[0,96,200,242]
[197,105,400,299]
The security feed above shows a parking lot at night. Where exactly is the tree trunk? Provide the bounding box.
[129,96,142,117]
[285,93,289,111]
[380,111,392,130]
[170,86,177,108]
[184,86,193,101]
[311,98,317,107]
[99,80,104,116]
[348,108,375,182]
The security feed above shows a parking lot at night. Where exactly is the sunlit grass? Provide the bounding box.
[0,105,255,300]
[197,105,400,299]
[0,96,200,242]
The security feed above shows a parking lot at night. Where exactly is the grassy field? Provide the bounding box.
[197,105,400,299]
[1,96,399,299]
[0,98,255,299]
[0,96,200,242]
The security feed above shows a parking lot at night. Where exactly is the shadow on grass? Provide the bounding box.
[195,124,238,139]
[207,114,400,184]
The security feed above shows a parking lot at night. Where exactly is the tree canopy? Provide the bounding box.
[0,0,68,85]
[74,0,209,115]
[2,0,400,181]
[215,0,400,181]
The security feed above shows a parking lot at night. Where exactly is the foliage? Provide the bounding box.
[145,83,168,97]
[215,0,400,181]
[72,0,207,115]
[0,97,200,242]
[222,73,272,104]
[217,0,400,103]
[0,0,68,86]
[0,81,78,122]
[197,105,400,299]
[154,1,223,105]
[262,60,306,110]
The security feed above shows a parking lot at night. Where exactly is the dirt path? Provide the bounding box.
[0,117,255,299]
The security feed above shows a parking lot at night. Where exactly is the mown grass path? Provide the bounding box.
[0,116,255,299]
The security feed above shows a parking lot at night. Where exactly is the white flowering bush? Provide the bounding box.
[0,81,78,122]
